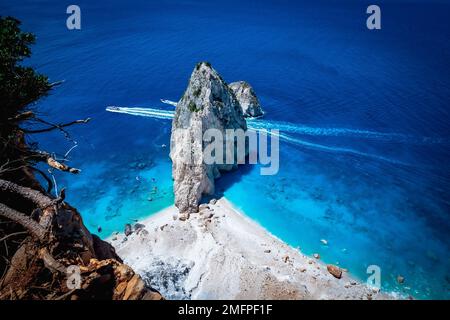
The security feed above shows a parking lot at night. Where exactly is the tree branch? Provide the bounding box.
[29,167,53,193]
[39,248,66,273]
[24,118,90,135]
[0,203,47,241]
[0,179,53,208]
[48,80,65,88]
[33,151,81,174]
[7,111,34,122]
[0,231,28,242]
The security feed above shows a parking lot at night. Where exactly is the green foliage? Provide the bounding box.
[195,61,212,71]
[188,101,200,112]
[0,16,53,184]
[0,16,50,120]
[193,88,201,97]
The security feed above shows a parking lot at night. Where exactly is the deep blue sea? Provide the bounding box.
[2,0,449,299]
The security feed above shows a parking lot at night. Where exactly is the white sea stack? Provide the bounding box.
[170,62,248,214]
[228,81,264,118]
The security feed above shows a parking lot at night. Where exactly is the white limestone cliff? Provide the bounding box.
[170,62,247,214]
[229,81,264,118]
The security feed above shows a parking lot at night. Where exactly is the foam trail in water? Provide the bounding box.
[257,130,412,166]
[248,119,445,144]
[106,106,175,120]
[107,106,445,145]
[106,106,410,165]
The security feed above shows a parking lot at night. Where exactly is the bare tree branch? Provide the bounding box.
[0,231,28,243]
[0,179,53,208]
[7,111,34,122]
[0,203,47,241]
[33,151,81,174]
[39,248,66,273]
[48,80,65,88]
[24,118,90,135]
[29,167,53,193]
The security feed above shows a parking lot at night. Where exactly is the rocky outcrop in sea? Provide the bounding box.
[229,81,264,118]
[170,62,248,214]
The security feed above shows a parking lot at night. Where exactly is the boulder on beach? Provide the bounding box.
[178,212,190,221]
[327,265,343,279]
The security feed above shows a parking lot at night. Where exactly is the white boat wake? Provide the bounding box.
[268,130,411,166]
[106,106,175,120]
[105,105,445,166]
[248,119,416,143]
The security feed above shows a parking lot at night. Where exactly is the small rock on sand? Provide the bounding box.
[179,213,190,221]
[209,198,217,205]
[264,249,271,253]
[327,265,342,279]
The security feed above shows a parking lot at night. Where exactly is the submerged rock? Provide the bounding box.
[170,62,248,214]
[134,223,145,233]
[125,223,133,236]
[228,81,264,118]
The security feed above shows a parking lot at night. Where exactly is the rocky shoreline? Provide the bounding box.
[110,198,396,300]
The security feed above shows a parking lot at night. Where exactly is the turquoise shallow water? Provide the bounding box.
[66,158,174,236]
[2,0,449,299]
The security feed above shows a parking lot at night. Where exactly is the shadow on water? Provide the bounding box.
[202,162,255,204]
